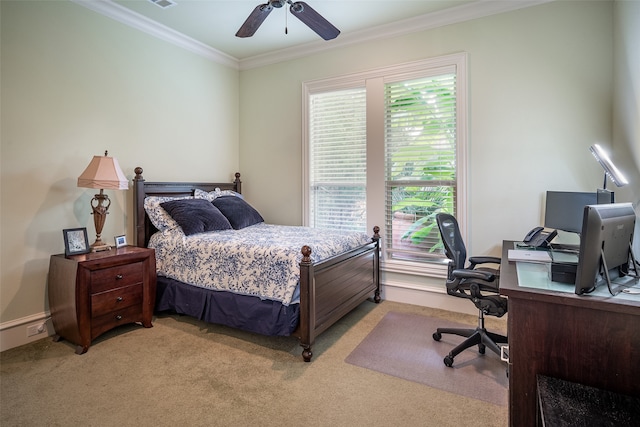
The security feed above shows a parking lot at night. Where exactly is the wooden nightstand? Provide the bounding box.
[48,246,156,354]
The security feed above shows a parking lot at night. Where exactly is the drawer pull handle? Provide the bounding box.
[115,315,123,321]
[116,296,123,302]
[115,274,123,280]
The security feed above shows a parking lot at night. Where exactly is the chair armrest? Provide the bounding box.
[469,256,501,265]
[469,282,502,298]
[451,268,496,282]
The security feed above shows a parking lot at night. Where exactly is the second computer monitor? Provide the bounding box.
[544,191,599,233]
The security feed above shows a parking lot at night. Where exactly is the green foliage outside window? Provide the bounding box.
[387,76,457,255]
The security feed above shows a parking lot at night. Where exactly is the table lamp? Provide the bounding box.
[77,151,128,251]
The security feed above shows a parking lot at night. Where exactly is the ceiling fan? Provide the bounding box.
[236,0,340,41]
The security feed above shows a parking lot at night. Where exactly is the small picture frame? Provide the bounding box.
[114,235,127,248]
[63,228,90,257]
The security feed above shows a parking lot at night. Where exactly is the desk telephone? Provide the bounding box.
[523,227,558,248]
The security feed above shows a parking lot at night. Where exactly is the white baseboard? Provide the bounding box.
[0,312,53,352]
[381,280,479,316]
[1,282,484,352]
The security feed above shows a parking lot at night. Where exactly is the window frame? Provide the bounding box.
[302,53,468,277]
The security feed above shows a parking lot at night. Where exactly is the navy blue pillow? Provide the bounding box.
[213,196,264,230]
[160,199,232,235]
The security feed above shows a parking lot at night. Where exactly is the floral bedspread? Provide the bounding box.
[149,223,371,305]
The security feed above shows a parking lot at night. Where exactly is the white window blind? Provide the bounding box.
[308,88,367,233]
[385,74,457,261]
[304,53,466,272]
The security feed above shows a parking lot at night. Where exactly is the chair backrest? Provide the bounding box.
[436,213,466,270]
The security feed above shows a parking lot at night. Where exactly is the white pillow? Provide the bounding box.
[194,188,243,202]
[144,196,192,231]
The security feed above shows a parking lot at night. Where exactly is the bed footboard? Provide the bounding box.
[297,226,381,362]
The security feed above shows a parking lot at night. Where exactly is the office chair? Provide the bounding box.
[432,213,508,367]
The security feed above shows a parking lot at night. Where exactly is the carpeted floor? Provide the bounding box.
[345,311,508,406]
[1,301,509,426]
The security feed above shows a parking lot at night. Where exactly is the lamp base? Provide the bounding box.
[89,189,112,253]
[91,242,111,252]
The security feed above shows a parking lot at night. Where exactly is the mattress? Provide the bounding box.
[149,223,371,305]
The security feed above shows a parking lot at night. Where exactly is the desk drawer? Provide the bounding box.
[91,284,142,317]
[91,262,143,293]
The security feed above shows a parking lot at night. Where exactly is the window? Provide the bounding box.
[385,74,458,262]
[303,53,467,274]
[307,88,367,233]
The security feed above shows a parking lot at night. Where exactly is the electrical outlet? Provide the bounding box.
[26,323,46,337]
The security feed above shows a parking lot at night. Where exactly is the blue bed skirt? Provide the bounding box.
[155,276,300,336]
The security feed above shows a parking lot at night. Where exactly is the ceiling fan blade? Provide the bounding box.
[289,2,340,41]
[235,3,273,38]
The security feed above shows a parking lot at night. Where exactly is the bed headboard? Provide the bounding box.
[132,166,242,247]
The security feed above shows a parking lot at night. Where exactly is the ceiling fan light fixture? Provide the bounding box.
[290,2,304,13]
[148,0,177,9]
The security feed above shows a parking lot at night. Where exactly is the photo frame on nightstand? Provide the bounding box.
[114,235,127,248]
[63,227,90,257]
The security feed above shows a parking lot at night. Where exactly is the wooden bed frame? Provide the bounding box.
[132,167,381,362]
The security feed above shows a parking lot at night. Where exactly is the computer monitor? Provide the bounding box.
[544,191,599,234]
[574,203,636,295]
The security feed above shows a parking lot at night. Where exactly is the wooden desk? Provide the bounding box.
[499,241,640,427]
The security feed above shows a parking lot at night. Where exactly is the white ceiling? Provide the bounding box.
[76,0,552,69]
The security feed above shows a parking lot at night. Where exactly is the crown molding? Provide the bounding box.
[71,0,239,69]
[238,0,554,70]
[71,0,554,71]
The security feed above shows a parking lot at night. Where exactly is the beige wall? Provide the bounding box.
[239,1,636,297]
[1,0,638,348]
[613,0,640,256]
[1,1,239,331]
[240,1,618,253]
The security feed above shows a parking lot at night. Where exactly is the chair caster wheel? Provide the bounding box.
[433,332,442,341]
[479,344,486,354]
[444,355,454,367]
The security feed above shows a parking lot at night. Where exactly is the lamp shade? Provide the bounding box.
[77,152,128,190]
[589,144,628,188]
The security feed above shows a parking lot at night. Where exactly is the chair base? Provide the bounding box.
[432,326,507,367]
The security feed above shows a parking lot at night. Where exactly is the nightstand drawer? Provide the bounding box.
[91,262,144,294]
[91,284,142,317]
[91,304,143,340]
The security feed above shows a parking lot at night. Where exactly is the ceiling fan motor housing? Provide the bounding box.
[270,0,286,8]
